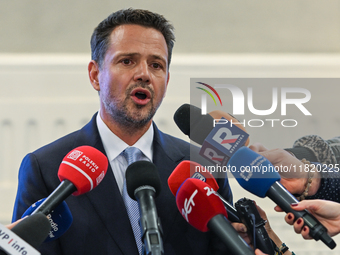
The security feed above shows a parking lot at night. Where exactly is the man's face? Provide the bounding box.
[93,24,169,129]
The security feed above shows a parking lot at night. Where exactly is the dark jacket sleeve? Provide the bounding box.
[12,153,64,255]
[12,153,50,221]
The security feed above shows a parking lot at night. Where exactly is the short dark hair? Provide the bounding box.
[90,8,175,69]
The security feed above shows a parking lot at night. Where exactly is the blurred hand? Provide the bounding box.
[231,222,251,245]
[249,143,320,196]
[255,249,267,255]
[285,199,340,238]
[255,203,293,255]
[6,218,24,230]
[255,204,281,247]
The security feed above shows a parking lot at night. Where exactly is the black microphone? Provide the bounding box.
[174,103,215,145]
[0,213,50,255]
[126,161,163,255]
[235,198,276,255]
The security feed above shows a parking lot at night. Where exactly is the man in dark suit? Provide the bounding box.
[12,8,233,254]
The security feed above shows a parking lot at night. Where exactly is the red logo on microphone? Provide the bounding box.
[67,150,83,160]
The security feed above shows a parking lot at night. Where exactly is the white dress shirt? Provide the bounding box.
[96,112,154,195]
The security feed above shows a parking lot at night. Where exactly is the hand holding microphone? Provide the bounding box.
[285,200,340,239]
[249,143,322,197]
[227,146,336,249]
[185,103,334,249]
[0,213,50,255]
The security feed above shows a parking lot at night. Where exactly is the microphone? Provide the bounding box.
[0,213,50,255]
[22,199,73,242]
[176,178,255,255]
[168,160,240,222]
[168,160,277,253]
[174,104,249,165]
[125,161,163,255]
[168,160,219,195]
[208,109,249,146]
[31,145,108,215]
[235,198,276,255]
[285,135,337,164]
[227,146,336,249]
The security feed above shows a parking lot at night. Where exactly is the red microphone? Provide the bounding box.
[176,178,255,255]
[168,160,219,196]
[168,160,240,222]
[176,178,226,231]
[32,146,108,215]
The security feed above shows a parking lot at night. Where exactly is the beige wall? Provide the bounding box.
[1,1,340,54]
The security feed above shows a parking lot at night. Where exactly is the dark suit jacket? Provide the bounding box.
[12,113,233,255]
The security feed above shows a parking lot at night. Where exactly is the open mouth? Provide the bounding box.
[135,91,147,100]
[130,88,151,105]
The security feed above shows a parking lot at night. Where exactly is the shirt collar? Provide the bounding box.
[96,112,154,162]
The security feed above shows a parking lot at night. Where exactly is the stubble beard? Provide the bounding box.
[103,83,162,133]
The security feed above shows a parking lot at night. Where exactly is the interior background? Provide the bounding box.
[1,1,340,254]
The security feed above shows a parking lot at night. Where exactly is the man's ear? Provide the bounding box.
[88,60,100,91]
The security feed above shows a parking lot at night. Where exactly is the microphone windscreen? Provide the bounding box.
[168,160,219,196]
[176,178,227,232]
[12,213,51,249]
[227,147,281,197]
[126,161,161,199]
[208,110,250,146]
[22,199,73,242]
[58,146,108,196]
[174,104,215,145]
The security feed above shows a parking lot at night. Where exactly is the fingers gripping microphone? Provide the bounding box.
[22,199,73,242]
[126,161,163,255]
[176,178,255,255]
[168,160,240,222]
[227,147,336,249]
[0,213,50,255]
[31,146,108,216]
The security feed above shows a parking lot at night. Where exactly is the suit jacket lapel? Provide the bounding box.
[73,115,188,254]
[73,113,139,254]
[152,123,187,242]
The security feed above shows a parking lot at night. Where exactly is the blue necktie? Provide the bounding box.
[122,147,143,255]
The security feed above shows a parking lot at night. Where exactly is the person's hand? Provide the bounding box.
[231,222,251,245]
[6,218,25,229]
[255,249,267,255]
[255,204,281,247]
[285,199,340,238]
[249,143,321,196]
